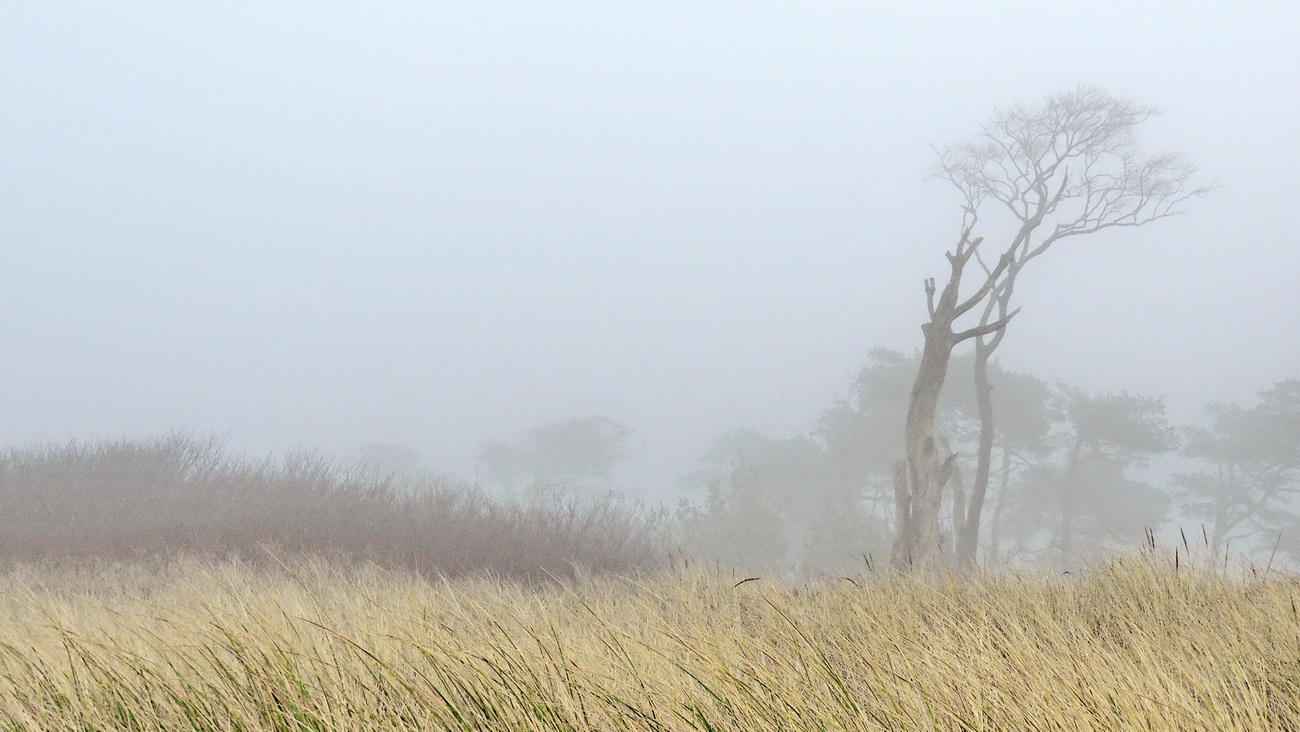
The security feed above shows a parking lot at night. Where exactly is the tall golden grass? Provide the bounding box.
[0,551,1296,730]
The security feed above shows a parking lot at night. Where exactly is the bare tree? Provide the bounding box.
[891,87,1210,572]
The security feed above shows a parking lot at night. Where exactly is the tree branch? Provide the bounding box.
[955,307,1022,343]
[952,248,1012,320]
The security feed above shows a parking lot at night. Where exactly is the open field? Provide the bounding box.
[0,555,1296,731]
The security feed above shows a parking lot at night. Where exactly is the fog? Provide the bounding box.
[3,2,1297,507]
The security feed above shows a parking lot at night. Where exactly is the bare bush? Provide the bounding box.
[0,432,665,581]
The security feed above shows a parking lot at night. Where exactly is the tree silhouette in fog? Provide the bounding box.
[477,415,632,497]
[1173,380,1300,555]
[893,87,1211,571]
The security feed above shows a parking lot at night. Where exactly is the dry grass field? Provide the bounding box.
[0,553,1296,731]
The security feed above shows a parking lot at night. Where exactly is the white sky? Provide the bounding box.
[2,2,1297,499]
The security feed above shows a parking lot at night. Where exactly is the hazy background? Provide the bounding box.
[2,2,1296,501]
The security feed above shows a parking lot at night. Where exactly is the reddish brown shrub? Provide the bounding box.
[0,432,665,581]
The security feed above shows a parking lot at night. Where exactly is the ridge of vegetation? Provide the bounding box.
[0,432,665,582]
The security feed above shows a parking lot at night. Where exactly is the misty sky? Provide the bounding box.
[3,2,1297,498]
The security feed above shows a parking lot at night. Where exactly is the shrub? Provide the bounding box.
[0,432,665,581]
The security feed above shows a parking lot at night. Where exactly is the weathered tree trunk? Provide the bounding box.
[900,330,958,569]
[944,438,967,557]
[890,459,911,564]
[889,234,1017,573]
[956,339,996,568]
[957,260,1020,569]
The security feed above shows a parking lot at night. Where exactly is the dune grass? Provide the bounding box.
[0,552,1296,730]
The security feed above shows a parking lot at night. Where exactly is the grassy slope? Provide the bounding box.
[0,555,1296,730]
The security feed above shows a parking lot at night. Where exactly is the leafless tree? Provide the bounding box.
[890,87,1211,572]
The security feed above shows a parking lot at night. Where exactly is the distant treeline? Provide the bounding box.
[4,350,1296,578]
[668,349,1300,572]
[469,348,1300,573]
